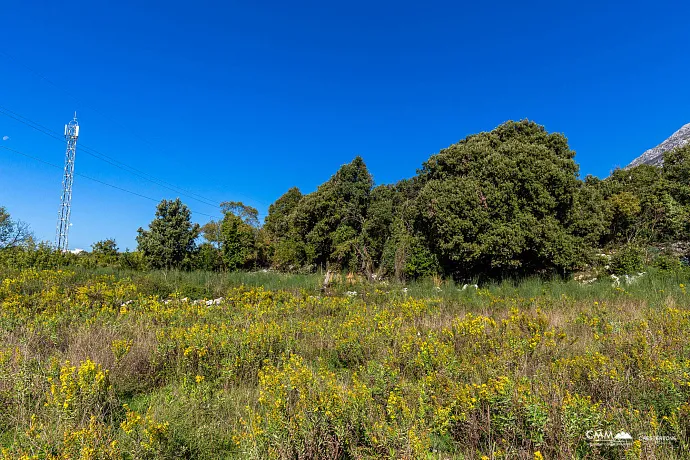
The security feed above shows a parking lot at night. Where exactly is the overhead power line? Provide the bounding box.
[0,49,191,166]
[0,144,217,219]
[0,105,221,209]
[0,50,270,211]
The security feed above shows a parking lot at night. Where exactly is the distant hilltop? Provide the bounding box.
[627,122,690,168]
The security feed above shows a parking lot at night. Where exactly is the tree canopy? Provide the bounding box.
[254,121,690,279]
[10,119,687,280]
[136,198,200,269]
[413,120,583,278]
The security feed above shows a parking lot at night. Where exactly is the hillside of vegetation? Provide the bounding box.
[0,268,688,458]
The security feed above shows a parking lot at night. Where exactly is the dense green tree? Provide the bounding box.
[193,242,225,271]
[607,191,642,241]
[663,145,690,204]
[263,187,304,270]
[376,178,432,280]
[662,146,690,239]
[381,220,439,280]
[221,201,260,227]
[219,201,260,270]
[568,176,611,248]
[603,161,688,243]
[270,236,310,270]
[277,156,374,271]
[91,239,118,256]
[136,198,200,269]
[414,120,583,279]
[198,220,224,270]
[90,239,119,266]
[264,187,302,244]
[302,156,372,270]
[200,220,222,247]
[357,185,395,276]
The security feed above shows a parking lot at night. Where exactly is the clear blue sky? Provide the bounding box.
[1,0,688,250]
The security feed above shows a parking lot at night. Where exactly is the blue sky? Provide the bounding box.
[1,0,688,250]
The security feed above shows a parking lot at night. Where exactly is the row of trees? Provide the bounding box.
[132,121,689,279]
[2,120,688,279]
[135,199,264,271]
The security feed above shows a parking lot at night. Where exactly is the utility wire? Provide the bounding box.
[0,49,182,162]
[0,48,217,202]
[0,49,84,110]
[0,50,270,210]
[0,144,218,219]
[0,105,221,208]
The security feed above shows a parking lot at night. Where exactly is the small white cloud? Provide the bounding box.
[2,136,8,141]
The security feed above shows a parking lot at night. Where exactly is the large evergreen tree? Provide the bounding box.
[289,156,373,271]
[413,120,583,279]
[264,188,303,239]
[136,198,200,269]
[264,187,306,270]
[219,201,259,270]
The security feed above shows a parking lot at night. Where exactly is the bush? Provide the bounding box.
[177,282,209,299]
[653,253,682,272]
[132,274,174,298]
[610,245,645,274]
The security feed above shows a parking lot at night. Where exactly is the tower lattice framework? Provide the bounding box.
[55,113,79,251]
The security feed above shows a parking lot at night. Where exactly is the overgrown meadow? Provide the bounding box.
[1,268,689,459]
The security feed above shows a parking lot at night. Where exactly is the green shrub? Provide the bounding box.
[177,282,209,300]
[610,245,645,274]
[653,253,682,272]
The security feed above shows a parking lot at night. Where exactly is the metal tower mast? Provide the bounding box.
[55,113,79,251]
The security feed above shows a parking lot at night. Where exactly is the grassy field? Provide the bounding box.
[0,268,689,459]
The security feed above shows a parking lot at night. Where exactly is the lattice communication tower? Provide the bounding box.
[55,113,79,251]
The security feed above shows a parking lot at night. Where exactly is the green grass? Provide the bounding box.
[64,266,324,298]
[50,265,688,305]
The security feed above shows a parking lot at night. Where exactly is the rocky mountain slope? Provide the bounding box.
[627,123,690,168]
